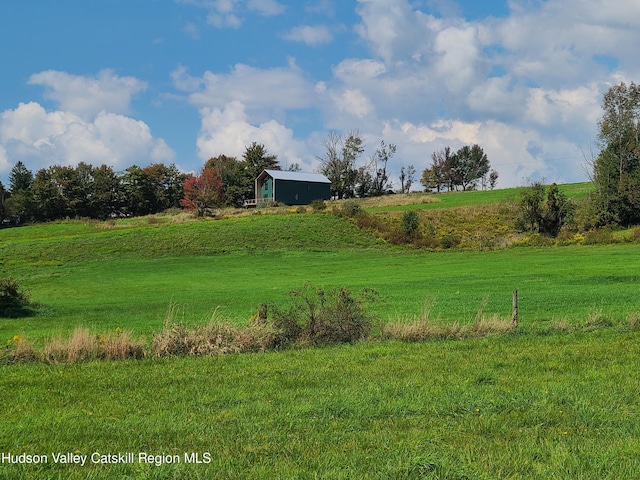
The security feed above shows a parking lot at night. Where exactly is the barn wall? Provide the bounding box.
[274,180,331,205]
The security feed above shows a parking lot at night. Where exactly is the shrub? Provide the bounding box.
[310,199,327,211]
[440,234,460,249]
[340,199,364,218]
[401,210,420,240]
[269,284,378,346]
[0,277,31,316]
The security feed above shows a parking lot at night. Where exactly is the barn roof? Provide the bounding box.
[262,169,331,184]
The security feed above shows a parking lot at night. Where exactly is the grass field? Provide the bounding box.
[1,183,640,478]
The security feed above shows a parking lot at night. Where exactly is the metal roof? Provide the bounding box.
[262,169,331,184]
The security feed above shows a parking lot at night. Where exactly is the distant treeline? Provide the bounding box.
[0,142,282,224]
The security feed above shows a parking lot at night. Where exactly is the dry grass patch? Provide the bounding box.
[382,316,514,342]
[42,327,145,363]
[152,306,277,357]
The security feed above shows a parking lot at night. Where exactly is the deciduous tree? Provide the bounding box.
[591,81,640,226]
[318,131,363,199]
[181,167,225,217]
[449,144,490,191]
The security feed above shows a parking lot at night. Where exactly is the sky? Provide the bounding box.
[1,0,639,189]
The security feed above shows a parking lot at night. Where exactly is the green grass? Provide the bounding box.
[2,183,640,479]
[1,211,639,342]
[365,182,594,212]
[1,330,639,479]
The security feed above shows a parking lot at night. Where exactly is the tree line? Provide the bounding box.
[0,142,281,223]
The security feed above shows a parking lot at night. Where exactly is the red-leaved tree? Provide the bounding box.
[180,168,225,216]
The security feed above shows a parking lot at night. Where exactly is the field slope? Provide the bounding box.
[1,185,640,479]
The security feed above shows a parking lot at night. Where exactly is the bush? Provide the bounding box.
[0,277,31,316]
[270,284,378,346]
[340,199,364,218]
[310,199,327,211]
[401,210,420,240]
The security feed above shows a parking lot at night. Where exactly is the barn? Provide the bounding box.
[245,169,331,206]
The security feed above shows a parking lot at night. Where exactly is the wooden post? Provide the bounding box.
[511,290,518,327]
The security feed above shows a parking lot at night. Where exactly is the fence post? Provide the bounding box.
[511,290,518,327]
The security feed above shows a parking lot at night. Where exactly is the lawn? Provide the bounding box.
[1,211,639,342]
[1,185,640,479]
[1,330,639,479]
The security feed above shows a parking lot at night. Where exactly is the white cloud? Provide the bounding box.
[333,59,386,80]
[28,69,146,118]
[331,89,375,119]
[172,61,317,121]
[0,102,175,177]
[196,101,310,170]
[283,25,333,46]
[178,0,285,28]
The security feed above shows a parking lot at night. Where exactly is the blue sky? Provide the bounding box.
[1,0,639,188]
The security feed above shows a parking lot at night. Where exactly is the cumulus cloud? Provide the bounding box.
[320,0,640,186]
[283,25,333,46]
[28,69,146,118]
[0,102,175,175]
[196,101,310,170]
[172,60,317,124]
[0,69,174,177]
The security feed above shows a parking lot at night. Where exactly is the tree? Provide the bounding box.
[141,163,188,212]
[369,141,396,195]
[489,169,499,190]
[399,165,416,193]
[421,147,453,192]
[6,161,34,221]
[516,182,572,237]
[449,144,490,191]
[204,155,251,207]
[318,131,363,199]
[591,81,640,226]
[242,142,279,200]
[0,181,7,221]
[244,142,279,176]
[180,167,225,217]
[120,166,157,217]
[91,164,121,219]
[32,167,66,221]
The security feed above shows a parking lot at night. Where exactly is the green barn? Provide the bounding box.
[245,170,331,207]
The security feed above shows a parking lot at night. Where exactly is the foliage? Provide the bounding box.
[422,144,493,192]
[340,199,364,218]
[515,182,574,236]
[369,140,396,195]
[590,81,640,226]
[398,164,416,193]
[180,167,226,217]
[318,131,364,199]
[310,199,327,211]
[401,210,420,240]
[269,284,377,346]
[204,154,251,207]
[0,277,31,316]
[449,144,490,191]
